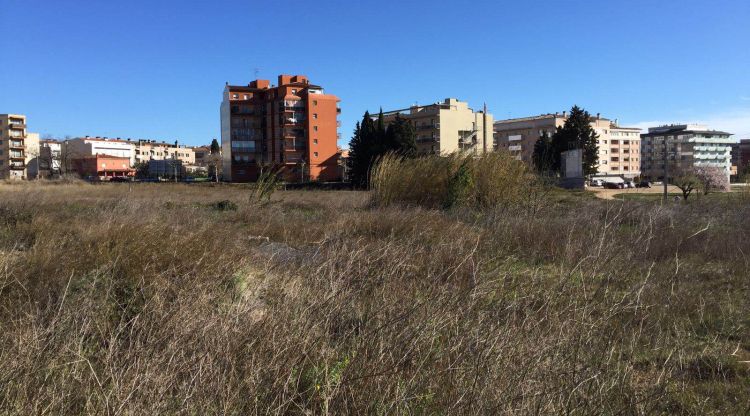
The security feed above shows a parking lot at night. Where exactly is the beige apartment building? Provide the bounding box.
[378,98,494,155]
[494,112,641,178]
[134,140,195,165]
[0,114,40,180]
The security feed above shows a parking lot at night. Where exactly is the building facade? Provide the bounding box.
[640,124,735,181]
[220,74,341,182]
[738,139,750,175]
[0,114,39,180]
[377,98,493,155]
[71,155,134,180]
[63,137,136,171]
[38,139,62,178]
[134,140,195,166]
[494,112,642,178]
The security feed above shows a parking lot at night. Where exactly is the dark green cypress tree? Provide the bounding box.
[532,133,554,173]
[348,112,378,188]
[210,138,220,154]
[385,114,417,157]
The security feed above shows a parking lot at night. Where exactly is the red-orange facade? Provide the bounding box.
[221,75,341,182]
[72,155,135,179]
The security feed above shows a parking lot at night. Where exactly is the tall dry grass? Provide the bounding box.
[370,151,536,210]
[0,182,748,414]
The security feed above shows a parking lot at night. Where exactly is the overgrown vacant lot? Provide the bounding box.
[0,182,748,414]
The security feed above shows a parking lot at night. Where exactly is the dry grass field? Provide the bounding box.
[0,180,748,414]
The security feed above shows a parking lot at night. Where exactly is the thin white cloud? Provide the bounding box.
[741,96,750,101]
[630,108,750,139]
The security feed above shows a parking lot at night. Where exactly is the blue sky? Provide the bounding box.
[2,0,749,146]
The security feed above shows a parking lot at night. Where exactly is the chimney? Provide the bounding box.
[563,111,567,117]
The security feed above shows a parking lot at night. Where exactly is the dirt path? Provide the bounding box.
[590,185,682,200]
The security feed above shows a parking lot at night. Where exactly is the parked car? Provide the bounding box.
[626,180,636,188]
[109,176,131,183]
[603,182,624,189]
[637,181,652,188]
[589,179,603,187]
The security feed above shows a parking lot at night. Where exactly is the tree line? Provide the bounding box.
[347,110,417,188]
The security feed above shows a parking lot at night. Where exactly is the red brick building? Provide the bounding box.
[220,75,341,182]
[72,155,134,180]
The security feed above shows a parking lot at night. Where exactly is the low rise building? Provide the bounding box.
[494,112,642,178]
[71,155,134,180]
[147,159,185,180]
[377,98,493,155]
[63,137,136,171]
[640,124,735,181]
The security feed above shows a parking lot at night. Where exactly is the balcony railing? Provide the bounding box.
[8,123,25,129]
[9,141,24,149]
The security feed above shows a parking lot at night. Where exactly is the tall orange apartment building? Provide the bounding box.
[220,75,341,182]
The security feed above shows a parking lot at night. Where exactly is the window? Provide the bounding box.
[243,94,249,100]
[313,152,318,157]
[292,89,297,94]
[313,126,318,132]
[313,139,318,144]
[313,113,318,119]
[313,100,318,106]
[232,94,238,99]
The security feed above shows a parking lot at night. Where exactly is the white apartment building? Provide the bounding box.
[377,98,494,155]
[63,137,136,171]
[640,124,735,181]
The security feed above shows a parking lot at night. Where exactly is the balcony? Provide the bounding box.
[9,141,24,149]
[8,123,25,130]
[9,161,25,168]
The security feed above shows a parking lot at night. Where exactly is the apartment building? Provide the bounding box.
[38,139,62,177]
[192,146,211,167]
[220,74,341,182]
[494,112,641,178]
[63,137,136,171]
[0,114,38,179]
[377,98,493,155]
[730,139,750,177]
[640,124,735,181]
[133,140,195,166]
